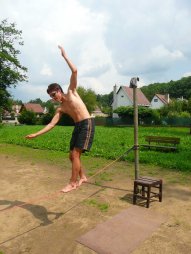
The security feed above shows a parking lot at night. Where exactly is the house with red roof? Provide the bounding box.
[20,103,45,117]
[3,103,46,124]
[150,94,171,109]
[112,85,150,117]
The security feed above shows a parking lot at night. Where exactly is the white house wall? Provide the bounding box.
[151,96,164,109]
[117,89,132,107]
[112,88,132,118]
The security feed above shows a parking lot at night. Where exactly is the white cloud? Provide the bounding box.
[183,72,191,77]
[79,77,108,95]
[40,64,53,77]
[1,0,191,102]
[9,83,50,102]
[151,45,184,60]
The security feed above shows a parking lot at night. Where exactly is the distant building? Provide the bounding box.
[2,104,22,124]
[150,94,171,109]
[3,103,46,124]
[112,85,150,117]
[91,106,108,118]
[20,103,44,117]
[12,104,22,115]
[177,96,187,102]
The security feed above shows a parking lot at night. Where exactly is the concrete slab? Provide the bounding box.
[77,206,167,254]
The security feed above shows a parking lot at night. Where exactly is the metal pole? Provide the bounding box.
[130,77,139,180]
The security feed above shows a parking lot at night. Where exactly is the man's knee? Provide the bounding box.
[70,148,82,161]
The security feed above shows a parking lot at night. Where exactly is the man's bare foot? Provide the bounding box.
[60,183,77,193]
[79,176,88,186]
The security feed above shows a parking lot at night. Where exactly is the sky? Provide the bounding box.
[1,0,191,102]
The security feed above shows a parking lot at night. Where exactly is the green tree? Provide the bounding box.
[12,99,23,105]
[77,86,97,113]
[141,76,191,101]
[46,101,56,115]
[0,90,12,121]
[96,91,113,114]
[18,110,37,125]
[58,114,74,126]
[0,19,27,119]
[188,98,191,114]
[159,99,191,117]
[28,98,43,105]
[41,113,53,125]
[114,106,160,125]
[113,106,134,124]
[41,101,56,125]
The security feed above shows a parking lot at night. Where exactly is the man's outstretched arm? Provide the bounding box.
[58,45,77,91]
[25,108,62,139]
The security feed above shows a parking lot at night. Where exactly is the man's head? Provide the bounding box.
[47,83,63,101]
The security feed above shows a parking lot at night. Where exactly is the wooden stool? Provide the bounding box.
[133,176,162,208]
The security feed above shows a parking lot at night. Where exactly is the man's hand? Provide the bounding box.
[58,45,77,90]
[25,134,37,139]
[58,45,66,58]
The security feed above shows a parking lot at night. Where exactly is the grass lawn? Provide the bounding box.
[0,124,190,171]
[0,126,191,171]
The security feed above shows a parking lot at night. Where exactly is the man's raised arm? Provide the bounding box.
[58,45,77,91]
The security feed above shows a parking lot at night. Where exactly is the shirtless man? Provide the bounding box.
[26,45,95,193]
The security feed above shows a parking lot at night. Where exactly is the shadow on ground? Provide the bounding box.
[0,200,63,226]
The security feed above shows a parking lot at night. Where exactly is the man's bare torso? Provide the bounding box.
[59,89,90,123]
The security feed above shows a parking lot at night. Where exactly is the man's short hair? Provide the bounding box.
[47,83,63,94]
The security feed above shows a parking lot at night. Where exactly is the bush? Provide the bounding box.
[18,110,37,125]
[58,114,74,126]
[41,113,53,125]
[114,106,161,125]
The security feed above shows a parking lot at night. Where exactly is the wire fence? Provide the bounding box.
[94,117,191,127]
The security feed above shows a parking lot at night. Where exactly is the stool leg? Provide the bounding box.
[159,181,162,202]
[146,186,151,208]
[142,186,145,197]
